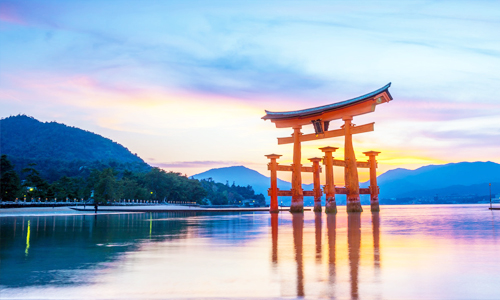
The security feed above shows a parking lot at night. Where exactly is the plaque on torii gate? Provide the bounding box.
[263,83,393,213]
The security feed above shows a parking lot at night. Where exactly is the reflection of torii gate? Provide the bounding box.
[263,83,393,213]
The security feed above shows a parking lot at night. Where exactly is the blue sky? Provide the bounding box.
[1,0,499,183]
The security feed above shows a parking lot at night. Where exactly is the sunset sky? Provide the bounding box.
[1,0,499,184]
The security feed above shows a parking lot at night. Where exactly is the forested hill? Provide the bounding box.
[0,115,151,181]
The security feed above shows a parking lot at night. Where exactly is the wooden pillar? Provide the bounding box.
[266,154,282,213]
[343,117,362,213]
[363,151,381,212]
[320,146,338,214]
[290,126,304,212]
[309,157,323,212]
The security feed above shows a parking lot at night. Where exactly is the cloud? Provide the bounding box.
[151,161,257,168]
[374,99,500,122]
[170,52,327,100]
[393,40,436,48]
[2,0,500,177]
[15,1,338,101]
[0,1,62,28]
[0,2,26,25]
[422,130,500,147]
[1,71,158,106]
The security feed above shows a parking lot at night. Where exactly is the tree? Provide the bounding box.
[184,179,207,204]
[120,177,148,200]
[46,186,55,201]
[254,193,266,207]
[51,176,87,200]
[1,155,21,201]
[94,168,119,203]
[0,155,224,205]
[22,163,49,199]
[143,168,176,201]
[197,178,266,207]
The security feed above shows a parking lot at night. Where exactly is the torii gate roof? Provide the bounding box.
[262,83,392,128]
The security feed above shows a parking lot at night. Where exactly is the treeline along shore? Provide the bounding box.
[0,155,266,207]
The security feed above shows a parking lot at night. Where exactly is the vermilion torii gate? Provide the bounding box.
[263,83,393,213]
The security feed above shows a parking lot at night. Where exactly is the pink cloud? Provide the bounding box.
[374,98,500,122]
[0,3,26,25]
[151,161,258,168]
[2,71,161,107]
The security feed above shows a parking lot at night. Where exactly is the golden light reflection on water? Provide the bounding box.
[267,211,376,298]
[347,213,361,300]
[292,213,304,297]
[270,212,378,299]
[25,220,30,257]
[1,206,500,299]
[327,213,336,298]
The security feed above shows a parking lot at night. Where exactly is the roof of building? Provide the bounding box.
[262,83,392,120]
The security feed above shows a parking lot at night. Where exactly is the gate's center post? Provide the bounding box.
[343,116,362,213]
[291,125,304,212]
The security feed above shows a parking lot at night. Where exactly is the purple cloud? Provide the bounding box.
[151,161,257,168]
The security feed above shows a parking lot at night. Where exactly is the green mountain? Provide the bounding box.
[0,115,151,182]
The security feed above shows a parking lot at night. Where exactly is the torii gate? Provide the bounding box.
[263,83,393,213]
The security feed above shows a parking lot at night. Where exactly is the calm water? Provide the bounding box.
[1,205,499,299]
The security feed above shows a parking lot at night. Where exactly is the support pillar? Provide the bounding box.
[363,151,381,212]
[320,146,338,214]
[290,126,304,213]
[309,157,323,212]
[343,117,362,212]
[266,154,282,213]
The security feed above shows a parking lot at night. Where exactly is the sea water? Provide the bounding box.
[1,205,499,299]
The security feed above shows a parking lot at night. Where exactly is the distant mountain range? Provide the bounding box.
[0,115,151,181]
[374,161,500,198]
[193,162,500,205]
[3,115,498,205]
[192,166,316,205]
